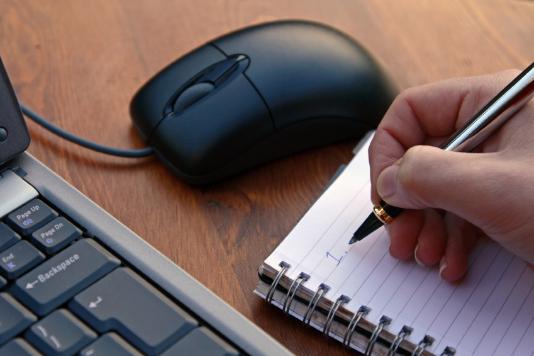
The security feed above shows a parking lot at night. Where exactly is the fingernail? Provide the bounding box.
[414,244,425,267]
[377,165,399,199]
[439,257,447,278]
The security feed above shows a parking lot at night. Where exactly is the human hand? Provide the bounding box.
[369,69,534,282]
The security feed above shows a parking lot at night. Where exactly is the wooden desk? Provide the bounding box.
[2,1,533,354]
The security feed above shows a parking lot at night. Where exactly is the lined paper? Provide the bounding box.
[265,134,534,355]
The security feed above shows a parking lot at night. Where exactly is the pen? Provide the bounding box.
[350,62,534,244]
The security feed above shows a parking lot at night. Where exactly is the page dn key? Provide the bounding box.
[31,217,82,255]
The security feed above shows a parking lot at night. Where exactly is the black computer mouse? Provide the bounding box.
[130,20,397,185]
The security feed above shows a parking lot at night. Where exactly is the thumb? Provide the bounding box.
[376,146,498,216]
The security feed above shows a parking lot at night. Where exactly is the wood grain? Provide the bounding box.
[1,1,533,354]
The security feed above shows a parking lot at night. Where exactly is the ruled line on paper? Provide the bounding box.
[472,265,528,352]
[367,259,401,304]
[375,263,417,316]
[455,254,515,347]
[433,248,514,351]
[490,284,534,356]
[425,244,490,331]
[511,316,534,355]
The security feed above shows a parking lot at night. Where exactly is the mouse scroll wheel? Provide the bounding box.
[172,82,215,113]
[172,55,248,113]
[198,55,245,84]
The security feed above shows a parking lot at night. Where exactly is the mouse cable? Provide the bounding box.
[19,104,154,158]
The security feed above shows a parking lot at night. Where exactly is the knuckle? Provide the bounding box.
[403,145,431,168]
[490,69,522,91]
[397,164,416,193]
[398,146,447,208]
[499,68,521,79]
[397,146,431,202]
[369,131,402,175]
[395,87,417,106]
[398,146,424,183]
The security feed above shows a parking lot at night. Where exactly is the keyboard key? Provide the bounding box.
[7,199,58,235]
[0,276,5,289]
[0,338,41,356]
[162,327,239,356]
[70,268,197,355]
[12,239,120,316]
[80,333,142,356]
[0,223,20,252]
[26,309,96,355]
[0,241,45,279]
[0,293,36,344]
[31,217,82,255]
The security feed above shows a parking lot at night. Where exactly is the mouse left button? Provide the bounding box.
[130,45,226,141]
[150,73,273,183]
[173,82,215,113]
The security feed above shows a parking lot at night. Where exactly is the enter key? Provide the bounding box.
[69,268,198,355]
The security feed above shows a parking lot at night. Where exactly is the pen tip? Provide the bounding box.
[349,212,384,244]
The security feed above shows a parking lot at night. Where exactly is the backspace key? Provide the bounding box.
[12,239,120,316]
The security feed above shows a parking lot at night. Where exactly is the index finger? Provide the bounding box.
[369,70,519,203]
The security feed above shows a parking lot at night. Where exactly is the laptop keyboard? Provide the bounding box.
[0,172,240,355]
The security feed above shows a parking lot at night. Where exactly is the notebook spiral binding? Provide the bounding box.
[303,283,329,325]
[324,294,350,336]
[266,261,457,356]
[282,272,309,314]
[365,315,392,355]
[387,325,412,356]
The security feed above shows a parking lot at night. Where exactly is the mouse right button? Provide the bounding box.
[213,21,396,130]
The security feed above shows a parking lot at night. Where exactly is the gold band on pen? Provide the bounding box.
[373,205,394,224]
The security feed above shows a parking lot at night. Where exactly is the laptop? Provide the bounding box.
[0,58,291,355]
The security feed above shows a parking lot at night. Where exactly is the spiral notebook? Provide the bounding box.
[255,134,534,355]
